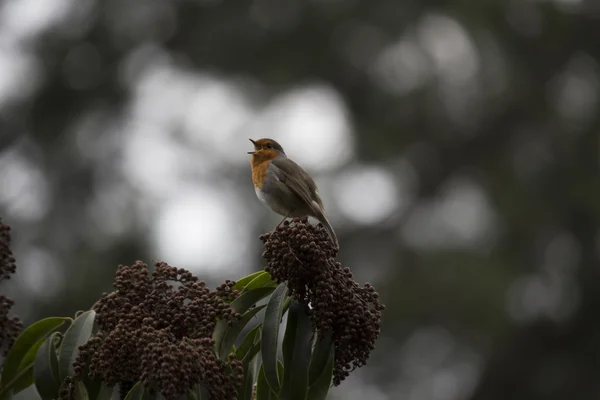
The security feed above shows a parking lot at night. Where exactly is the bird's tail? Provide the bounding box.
[316,213,339,249]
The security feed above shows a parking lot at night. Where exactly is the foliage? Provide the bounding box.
[0,272,335,400]
[0,220,383,400]
[0,221,21,357]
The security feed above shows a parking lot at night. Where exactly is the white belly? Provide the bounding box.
[255,187,294,217]
[255,187,270,208]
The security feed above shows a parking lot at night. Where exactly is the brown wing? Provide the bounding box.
[271,157,325,211]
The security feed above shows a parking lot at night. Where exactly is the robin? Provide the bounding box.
[248,138,339,248]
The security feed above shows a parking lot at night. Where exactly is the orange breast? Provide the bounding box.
[251,158,270,189]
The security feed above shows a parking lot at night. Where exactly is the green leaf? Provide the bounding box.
[122,382,143,400]
[279,301,313,400]
[120,383,156,400]
[95,383,114,400]
[9,337,48,393]
[179,383,210,400]
[277,360,284,384]
[0,318,68,398]
[218,305,266,359]
[242,341,262,367]
[307,333,334,400]
[0,390,12,400]
[34,332,61,400]
[1,317,69,388]
[58,310,96,382]
[281,297,293,315]
[308,332,333,385]
[231,287,276,314]
[260,283,288,394]
[211,321,229,356]
[239,355,257,400]
[256,365,275,400]
[232,271,266,291]
[185,387,199,400]
[75,381,90,400]
[235,324,261,361]
[213,287,274,355]
[81,356,104,400]
[83,377,101,400]
[243,273,277,292]
[7,373,33,395]
[237,324,262,372]
[240,330,262,367]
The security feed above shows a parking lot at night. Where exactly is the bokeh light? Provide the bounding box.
[154,186,249,273]
[335,164,401,225]
[1,1,599,399]
[252,84,354,171]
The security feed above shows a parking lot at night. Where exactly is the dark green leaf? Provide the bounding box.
[243,273,277,292]
[277,360,284,385]
[213,287,274,354]
[95,383,114,400]
[242,341,262,366]
[1,317,69,388]
[219,305,266,359]
[239,356,257,400]
[9,337,47,393]
[235,324,262,361]
[81,358,102,400]
[280,301,313,400]
[256,365,275,400]
[185,387,199,400]
[308,331,333,385]
[0,390,12,400]
[232,271,266,291]
[34,332,61,400]
[82,354,105,400]
[281,297,293,315]
[211,321,229,356]
[83,376,101,400]
[307,333,334,400]
[122,382,143,400]
[75,381,89,400]
[231,287,276,314]
[58,310,96,382]
[261,283,288,394]
[144,391,159,400]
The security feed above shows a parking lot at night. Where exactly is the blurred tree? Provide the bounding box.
[1,0,599,398]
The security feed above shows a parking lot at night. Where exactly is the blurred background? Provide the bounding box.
[1,0,600,399]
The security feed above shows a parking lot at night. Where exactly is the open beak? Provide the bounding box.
[248,138,257,154]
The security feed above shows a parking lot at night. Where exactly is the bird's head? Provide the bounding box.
[248,138,286,162]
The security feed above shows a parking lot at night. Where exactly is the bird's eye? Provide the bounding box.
[266,143,273,149]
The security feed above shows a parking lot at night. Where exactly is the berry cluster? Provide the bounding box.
[0,220,22,355]
[261,218,385,385]
[67,261,244,400]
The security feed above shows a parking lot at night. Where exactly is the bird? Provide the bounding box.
[248,138,339,249]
